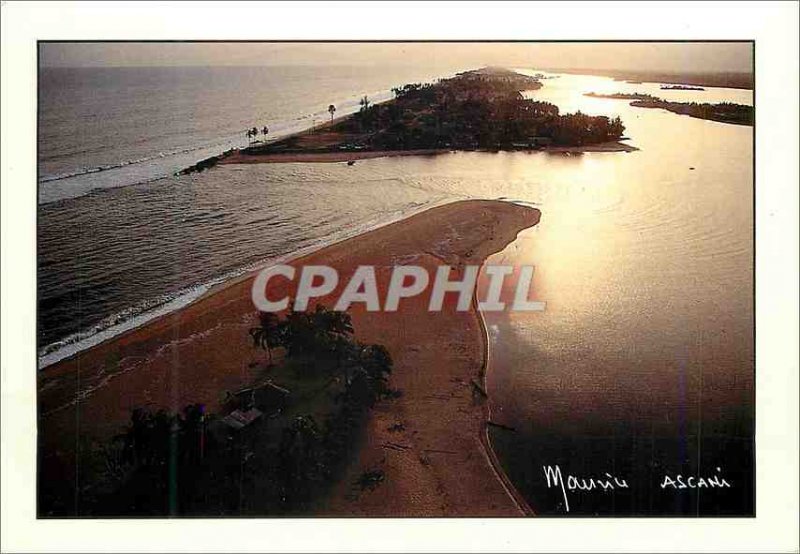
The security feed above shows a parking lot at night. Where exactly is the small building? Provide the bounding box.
[223,381,290,417]
[220,408,263,431]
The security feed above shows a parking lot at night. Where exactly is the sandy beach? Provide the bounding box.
[218,148,448,165]
[38,199,539,516]
[213,141,636,167]
[210,141,638,170]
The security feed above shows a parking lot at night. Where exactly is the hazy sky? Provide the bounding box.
[40,42,753,73]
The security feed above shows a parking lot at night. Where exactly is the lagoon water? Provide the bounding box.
[480,72,753,515]
[38,67,753,515]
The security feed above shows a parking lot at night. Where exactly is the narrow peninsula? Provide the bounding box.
[184,67,634,173]
[38,200,540,516]
[585,91,754,127]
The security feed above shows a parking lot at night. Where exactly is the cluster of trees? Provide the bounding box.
[251,305,353,362]
[585,92,753,127]
[246,125,269,144]
[630,99,753,126]
[88,404,208,515]
[249,305,394,407]
[330,71,626,149]
[546,112,626,146]
[87,305,393,516]
[585,92,656,101]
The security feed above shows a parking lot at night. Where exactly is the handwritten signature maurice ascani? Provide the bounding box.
[543,465,732,513]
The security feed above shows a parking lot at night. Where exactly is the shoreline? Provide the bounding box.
[179,66,634,174]
[473,290,535,515]
[219,148,447,165]
[38,199,540,516]
[212,140,637,167]
[38,200,450,370]
[541,67,754,90]
[314,199,540,516]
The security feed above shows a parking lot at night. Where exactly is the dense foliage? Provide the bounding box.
[86,306,393,515]
[585,92,754,126]
[333,70,625,149]
[250,69,627,157]
[629,99,753,126]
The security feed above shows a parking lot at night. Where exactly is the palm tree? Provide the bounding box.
[314,304,354,336]
[251,127,259,142]
[249,311,282,364]
[328,104,336,124]
[357,96,372,132]
[262,125,269,141]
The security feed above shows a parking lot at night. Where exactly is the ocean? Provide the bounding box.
[38,65,467,203]
[38,64,467,360]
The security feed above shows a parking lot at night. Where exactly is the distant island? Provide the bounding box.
[183,68,633,173]
[660,84,705,91]
[545,67,753,90]
[585,92,654,101]
[585,92,754,127]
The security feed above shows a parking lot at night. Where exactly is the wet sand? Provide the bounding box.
[38,199,539,516]
[544,140,638,153]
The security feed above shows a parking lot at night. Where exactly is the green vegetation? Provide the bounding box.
[550,67,753,90]
[629,99,753,126]
[660,85,705,91]
[83,305,393,516]
[585,92,753,126]
[246,125,269,144]
[254,67,626,154]
[585,92,656,101]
